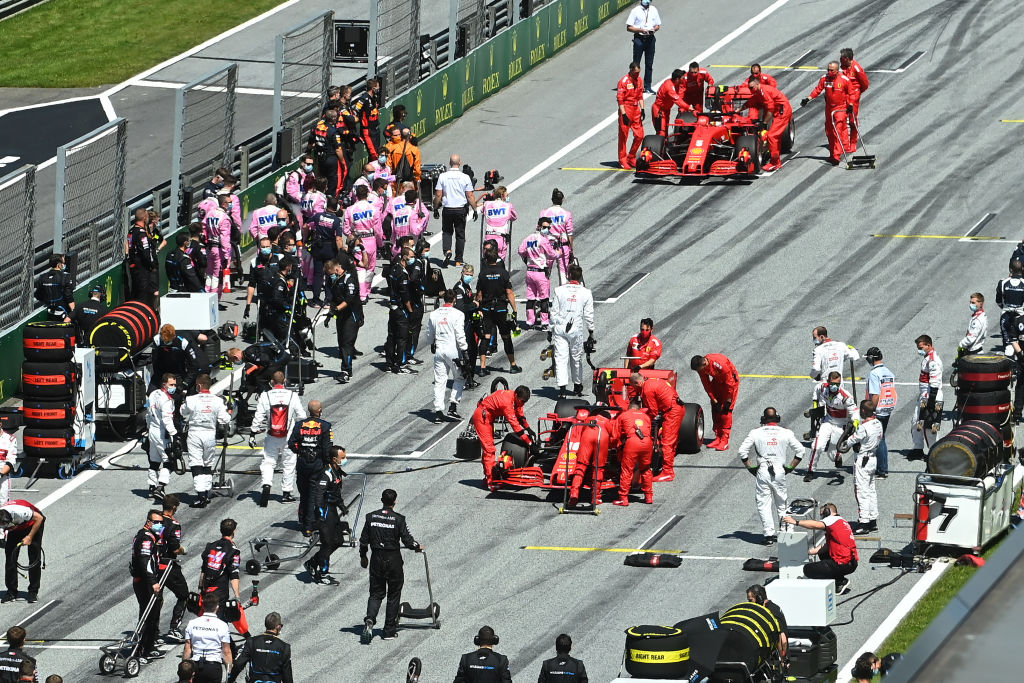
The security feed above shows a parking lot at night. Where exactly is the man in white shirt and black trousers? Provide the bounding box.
[433,154,478,267]
[626,0,662,93]
[184,592,233,683]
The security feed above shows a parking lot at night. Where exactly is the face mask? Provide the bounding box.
[378,155,387,165]
[150,522,164,534]
[970,303,978,312]
[918,348,927,356]
[215,181,224,189]
[463,275,473,284]
[167,386,176,395]
[284,246,296,253]
[638,331,650,340]
[366,173,374,181]
[641,0,650,6]
[277,219,289,227]
[813,338,822,346]
[407,257,416,264]
[260,247,272,256]
[303,164,314,172]
[330,273,339,281]
[541,228,550,236]
[827,384,839,395]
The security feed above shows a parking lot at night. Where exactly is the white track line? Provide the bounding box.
[99,0,303,111]
[838,559,950,680]
[134,79,319,99]
[640,516,678,549]
[0,95,109,117]
[17,599,58,628]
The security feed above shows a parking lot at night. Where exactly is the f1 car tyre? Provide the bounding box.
[490,377,508,393]
[956,390,1011,427]
[553,398,588,418]
[678,403,704,454]
[734,135,761,174]
[781,118,796,154]
[640,134,665,157]
[955,355,1013,393]
[500,434,530,468]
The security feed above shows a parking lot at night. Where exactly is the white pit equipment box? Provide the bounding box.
[766,579,837,626]
[913,462,1024,552]
[160,292,219,331]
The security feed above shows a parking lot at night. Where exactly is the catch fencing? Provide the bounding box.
[274,11,334,165]
[372,0,422,95]
[0,165,36,330]
[171,64,238,231]
[54,118,128,284]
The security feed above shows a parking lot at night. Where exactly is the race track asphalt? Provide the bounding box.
[7,0,1024,681]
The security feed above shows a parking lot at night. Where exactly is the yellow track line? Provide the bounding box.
[559,167,633,172]
[523,545,684,554]
[999,119,1024,123]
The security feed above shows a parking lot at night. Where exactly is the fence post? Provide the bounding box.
[449,0,459,63]
[368,0,378,80]
[272,33,285,167]
[170,84,186,233]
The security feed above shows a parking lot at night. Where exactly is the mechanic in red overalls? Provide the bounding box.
[566,414,612,507]
[617,62,646,170]
[624,318,662,370]
[745,77,793,173]
[681,62,715,112]
[651,69,690,136]
[472,386,532,484]
[692,353,740,451]
[840,48,870,150]
[801,63,854,165]
[613,401,654,506]
[630,372,686,482]
[749,63,777,88]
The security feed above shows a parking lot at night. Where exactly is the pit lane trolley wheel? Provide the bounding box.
[98,653,116,675]
[57,462,74,479]
[678,403,704,454]
[245,559,261,576]
[124,657,141,678]
[265,553,281,571]
[735,134,762,174]
[490,377,508,392]
[407,657,423,683]
[781,118,796,154]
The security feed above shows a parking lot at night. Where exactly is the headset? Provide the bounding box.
[820,503,834,519]
[473,626,499,646]
[759,408,782,425]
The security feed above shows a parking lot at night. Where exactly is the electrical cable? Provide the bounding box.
[831,567,914,626]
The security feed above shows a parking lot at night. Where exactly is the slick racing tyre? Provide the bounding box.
[734,135,762,174]
[957,389,1011,427]
[638,135,666,169]
[955,355,1013,393]
[781,118,796,154]
[553,398,588,418]
[677,403,704,454]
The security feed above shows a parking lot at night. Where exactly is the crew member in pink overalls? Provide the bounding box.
[384,189,430,258]
[481,186,517,263]
[518,218,560,330]
[539,188,574,284]
[343,184,385,302]
[203,195,233,298]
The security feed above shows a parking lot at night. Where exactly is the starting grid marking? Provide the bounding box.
[873,211,1012,242]
[133,79,319,98]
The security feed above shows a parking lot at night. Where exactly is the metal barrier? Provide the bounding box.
[0,165,36,330]
[371,0,422,95]
[273,11,333,166]
[457,0,486,57]
[54,118,128,284]
[171,64,238,231]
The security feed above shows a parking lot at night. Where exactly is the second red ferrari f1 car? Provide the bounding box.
[635,84,796,180]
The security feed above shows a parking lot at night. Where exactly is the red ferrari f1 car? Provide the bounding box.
[635,84,796,180]
[488,368,704,506]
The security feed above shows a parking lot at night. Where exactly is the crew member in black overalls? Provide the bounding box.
[130,509,166,662]
[385,248,415,374]
[158,494,190,644]
[166,233,204,292]
[537,633,589,683]
[150,324,200,393]
[227,612,292,683]
[359,488,422,642]
[287,400,333,536]
[199,518,248,637]
[326,257,363,383]
[353,78,382,157]
[452,265,480,388]
[74,283,108,342]
[33,254,75,322]
[308,198,342,304]
[476,244,521,374]
[127,208,159,310]
[405,243,426,364]
[305,446,348,585]
[453,626,512,682]
[260,257,294,344]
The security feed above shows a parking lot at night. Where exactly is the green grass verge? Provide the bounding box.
[0,0,285,88]
[869,534,1009,674]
